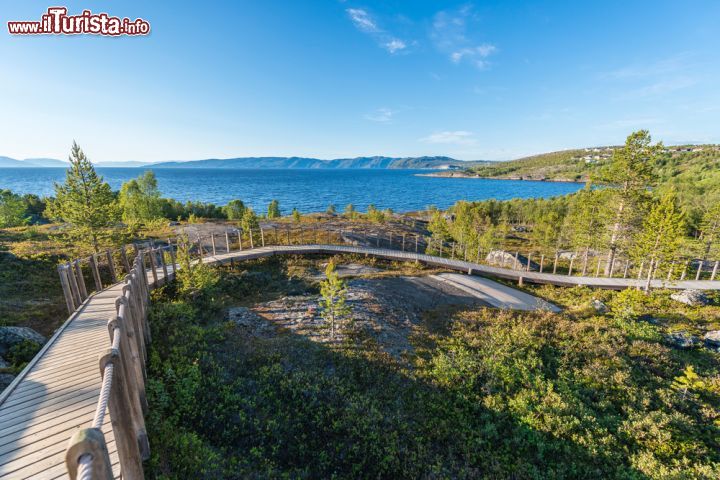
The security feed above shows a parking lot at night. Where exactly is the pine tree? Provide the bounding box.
[565,187,610,274]
[326,204,337,215]
[672,365,706,401]
[223,199,246,220]
[292,208,302,223]
[632,191,685,289]
[48,142,119,252]
[320,261,351,339]
[267,199,281,219]
[593,130,661,274]
[0,190,29,227]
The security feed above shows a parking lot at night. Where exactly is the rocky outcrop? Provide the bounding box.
[591,299,608,314]
[703,330,720,352]
[665,331,700,349]
[485,250,540,271]
[0,326,46,357]
[670,290,710,307]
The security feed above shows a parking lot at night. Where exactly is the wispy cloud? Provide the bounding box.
[431,6,497,69]
[602,54,700,100]
[420,131,477,145]
[364,108,395,123]
[346,8,408,54]
[347,8,379,33]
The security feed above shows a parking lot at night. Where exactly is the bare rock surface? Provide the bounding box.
[670,289,710,307]
[235,275,487,358]
[704,330,720,352]
[0,326,46,357]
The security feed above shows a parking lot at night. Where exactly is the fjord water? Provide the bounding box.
[0,168,583,213]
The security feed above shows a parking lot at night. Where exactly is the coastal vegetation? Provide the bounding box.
[429,131,720,283]
[143,256,720,478]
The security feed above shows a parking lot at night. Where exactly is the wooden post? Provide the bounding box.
[169,243,177,278]
[680,260,688,280]
[58,265,75,313]
[568,254,575,276]
[451,242,456,259]
[388,232,393,249]
[553,252,559,274]
[476,245,482,263]
[238,230,243,251]
[98,347,145,479]
[376,234,380,248]
[249,228,254,249]
[513,251,519,270]
[225,231,230,253]
[109,313,150,455]
[402,234,406,251]
[539,254,545,273]
[261,227,265,247]
[65,428,114,480]
[415,235,419,253]
[696,260,703,281]
[518,276,524,287]
[67,262,82,307]
[581,250,589,276]
[211,233,217,256]
[711,260,719,281]
[74,260,88,300]
[667,262,675,281]
[89,255,103,292]
[623,260,630,279]
[160,248,169,283]
[526,253,532,272]
[106,250,118,283]
[637,260,645,280]
[149,249,159,286]
[595,257,602,277]
[120,246,132,274]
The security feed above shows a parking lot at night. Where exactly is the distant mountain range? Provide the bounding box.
[0,155,486,169]
[150,156,484,169]
[0,156,69,168]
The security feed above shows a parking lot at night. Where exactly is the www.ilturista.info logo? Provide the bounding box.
[7,7,150,36]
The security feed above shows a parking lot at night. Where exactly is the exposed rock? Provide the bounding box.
[485,250,539,271]
[665,331,700,349]
[591,299,608,314]
[0,327,46,357]
[670,289,710,307]
[227,307,275,337]
[703,330,720,352]
[0,373,15,392]
[638,314,661,325]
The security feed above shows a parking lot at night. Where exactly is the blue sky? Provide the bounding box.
[1,1,719,162]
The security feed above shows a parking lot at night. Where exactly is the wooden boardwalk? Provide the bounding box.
[1,243,718,479]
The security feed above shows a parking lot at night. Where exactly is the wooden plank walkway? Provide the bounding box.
[1,243,717,479]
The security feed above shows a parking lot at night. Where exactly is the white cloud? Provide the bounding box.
[347,8,378,33]
[431,7,497,69]
[346,8,408,55]
[420,131,477,145]
[384,39,406,53]
[364,108,394,123]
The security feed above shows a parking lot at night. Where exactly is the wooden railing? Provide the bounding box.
[57,224,720,479]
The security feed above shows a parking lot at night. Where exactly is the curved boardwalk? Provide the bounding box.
[1,244,718,479]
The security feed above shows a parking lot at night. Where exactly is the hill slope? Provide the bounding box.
[151,156,485,169]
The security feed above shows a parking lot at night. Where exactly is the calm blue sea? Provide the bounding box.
[0,168,583,213]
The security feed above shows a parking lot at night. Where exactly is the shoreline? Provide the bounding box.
[415,171,586,184]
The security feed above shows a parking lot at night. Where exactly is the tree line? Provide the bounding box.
[430,130,720,280]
